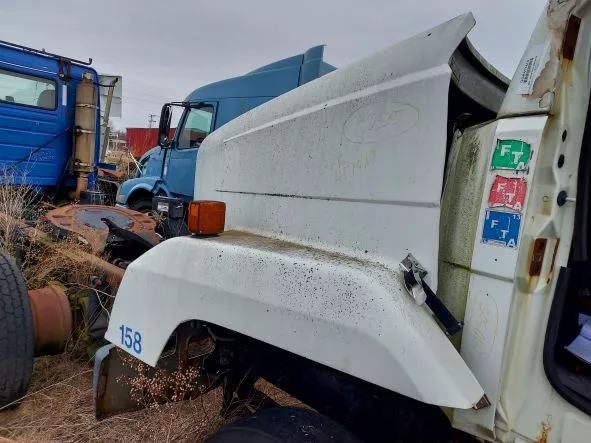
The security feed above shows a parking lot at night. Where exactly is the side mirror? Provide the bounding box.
[158,104,172,148]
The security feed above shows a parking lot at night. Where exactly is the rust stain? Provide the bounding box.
[562,14,580,60]
[529,238,547,277]
[537,420,552,443]
[530,0,576,100]
[541,195,552,216]
[525,238,561,291]
[563,57,574,88]
[547,238,561,284]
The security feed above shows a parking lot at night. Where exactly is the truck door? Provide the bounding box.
[0,64,64,187]
[164,103,215,200]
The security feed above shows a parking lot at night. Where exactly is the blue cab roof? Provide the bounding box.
[185,45,335,102]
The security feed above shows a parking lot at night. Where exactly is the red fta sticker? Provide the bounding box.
[488,175,527,212]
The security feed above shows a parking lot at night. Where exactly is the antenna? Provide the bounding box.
[148,114,157,129]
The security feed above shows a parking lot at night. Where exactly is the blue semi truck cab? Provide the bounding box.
[0,40,115,201]
[117,46,335,211]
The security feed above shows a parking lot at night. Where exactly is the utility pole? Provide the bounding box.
[148,113,157,128]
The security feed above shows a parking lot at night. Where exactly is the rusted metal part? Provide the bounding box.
[537,419,552,443]
[94,323,216,418]
[529,0,576,100]
[529,238,548,277]
[94,346,142,419]
[523,237,561,293]
[45,204,159,252]
[562,14,581,60]
[472,394,491,410]
[41,234,125,287]
[28,285,72,356]
[0,211,126,287]
[98,168,125,180]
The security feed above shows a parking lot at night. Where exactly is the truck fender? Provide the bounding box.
[105,233,485,410]
[117,177,171,206]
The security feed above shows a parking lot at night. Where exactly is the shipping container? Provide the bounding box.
[126,127,175,158]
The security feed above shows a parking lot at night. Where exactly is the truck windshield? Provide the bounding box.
[177,106,214,149]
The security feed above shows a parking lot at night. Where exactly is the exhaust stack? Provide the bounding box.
[72,72,97,200]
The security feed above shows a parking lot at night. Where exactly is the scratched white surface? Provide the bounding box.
[198,13,478,283]
[107,13,487,409]
[454,116,547,436]
[107,233,484,409]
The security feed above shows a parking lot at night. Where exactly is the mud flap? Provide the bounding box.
[93,344,140,419]
[94,323,217,418]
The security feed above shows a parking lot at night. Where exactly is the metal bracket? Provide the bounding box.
[400,254,428,305]
[473,394,491,410]
[400,254,464,336]
[58,57,72,81]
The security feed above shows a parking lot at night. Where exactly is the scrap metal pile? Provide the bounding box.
[0,203,161,409]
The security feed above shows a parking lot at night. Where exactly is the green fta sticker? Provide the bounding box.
[491,139,531,171]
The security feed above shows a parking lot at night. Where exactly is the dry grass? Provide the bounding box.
[0,354,306,443]
[0,176,42,275]
[0,173,99,291]
[0,355,227,443]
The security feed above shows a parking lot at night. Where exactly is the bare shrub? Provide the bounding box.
[116,350,204,407]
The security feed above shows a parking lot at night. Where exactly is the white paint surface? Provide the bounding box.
[107,233,484,408]
[106,13,486,409]
[197,13,478,286]
[453,116,547,437]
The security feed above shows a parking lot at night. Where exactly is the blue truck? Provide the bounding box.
[116,46,335,211]
[0,40,116,201]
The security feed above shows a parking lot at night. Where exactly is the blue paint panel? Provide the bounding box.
[0,42,101,190]
[186,46,335,102]
[482,210,522,248]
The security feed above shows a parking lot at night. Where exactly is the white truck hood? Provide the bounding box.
[192,12,487,406]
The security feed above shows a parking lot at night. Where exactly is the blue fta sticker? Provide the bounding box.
[482,210,521,248]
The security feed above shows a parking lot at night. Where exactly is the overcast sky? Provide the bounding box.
[1,0,546,129]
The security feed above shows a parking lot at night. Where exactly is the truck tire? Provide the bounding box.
[0,252,34,409]
[130,197,153,213]
[206,407,361,443]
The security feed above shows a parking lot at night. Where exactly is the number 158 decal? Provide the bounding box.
[119,324,142,354]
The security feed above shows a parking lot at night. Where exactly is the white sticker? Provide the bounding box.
[157,202,169,212]
[515,43,550,95]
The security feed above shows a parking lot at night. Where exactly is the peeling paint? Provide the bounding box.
[530,0,576,100]
[523,237,560,293]
[537,419,552,443]
[528,238,547,278]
